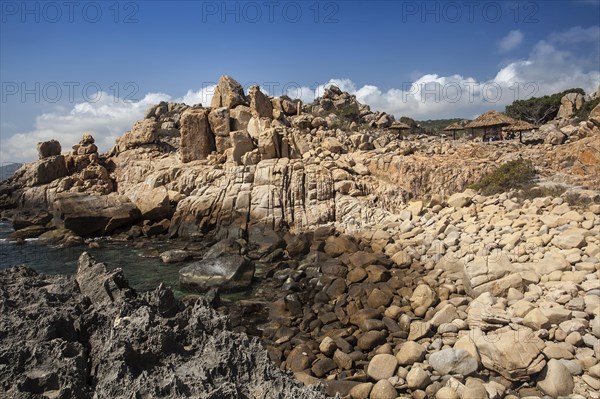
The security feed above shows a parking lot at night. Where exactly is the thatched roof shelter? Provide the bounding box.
[505,120,536,132]
[389,121,411,130]
[464,110,517,129]
[503,119,537,143]
[464,111,518,141]
[443,122,467,139]
[443,122,466,131]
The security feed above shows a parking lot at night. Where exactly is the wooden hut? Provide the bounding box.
[464,111,517,142]
[389,121,411,138]
[504,120,536,142]
[443,122,466,140]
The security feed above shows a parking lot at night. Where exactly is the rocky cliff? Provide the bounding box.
[1,75,599,241]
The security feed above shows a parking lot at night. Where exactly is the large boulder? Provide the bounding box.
[208,107,230,137]
[590,102,600,126]
[116,119,158,150]
[11,209,53,230]
[537,359,574,397]
[179,255,255,291]
[180,108,215,162]
[53,193,141,236]
[542,124,567,145]
[247,116,272,140]
[230,130,255,165]
[557,92,585,119]
[230,105,252,131]
[474,327,546,381]
[127,185,172,221]
[446,188,476,208]
[428,348,478,376]
[258,128,282,159]
[211,75,247,109]
[208,107,231,154]
[37,140,61,159]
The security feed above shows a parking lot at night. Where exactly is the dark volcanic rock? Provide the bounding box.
[0,253,327,399]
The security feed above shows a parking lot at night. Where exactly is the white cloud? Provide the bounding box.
[549,26,600,44]
[0,87,216,164]
[2,26,599,164]
[178,85,216,107]
[498,30,524,52]
[284,28,599,121]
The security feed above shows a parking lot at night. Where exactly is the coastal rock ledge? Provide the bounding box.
[0,253,328,399]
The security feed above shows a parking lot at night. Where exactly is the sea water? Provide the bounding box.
[0,220,183,293]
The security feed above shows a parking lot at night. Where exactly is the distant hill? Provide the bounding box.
[400,117,468,135]
[0,163,23,181]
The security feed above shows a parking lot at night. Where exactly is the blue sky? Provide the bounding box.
[1,0,599,162]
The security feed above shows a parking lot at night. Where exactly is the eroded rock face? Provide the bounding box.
[0,254,327,399]
[21,155,69,187]
[167,159,339,237]
[116,119,159,151]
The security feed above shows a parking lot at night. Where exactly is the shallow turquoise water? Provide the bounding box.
[0,221,184,294]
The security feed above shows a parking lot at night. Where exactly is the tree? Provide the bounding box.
[505,88,585,125]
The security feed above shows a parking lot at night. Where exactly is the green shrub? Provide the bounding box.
[470,159,537,195]
[574,97,600,120]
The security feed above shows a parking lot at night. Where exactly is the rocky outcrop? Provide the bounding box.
[116,119,159,151]
[1,75,599,242]
[0,253,327,398]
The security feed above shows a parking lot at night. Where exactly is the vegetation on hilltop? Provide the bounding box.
[505,88,586,126]
[404,117,468,136]
[574,97,600,120]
